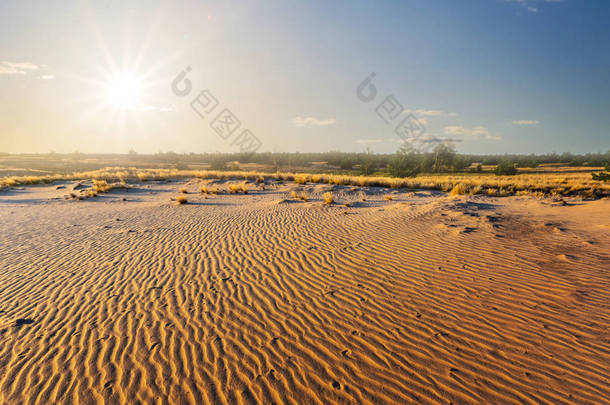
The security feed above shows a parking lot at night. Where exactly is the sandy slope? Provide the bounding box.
[0,180,608,405]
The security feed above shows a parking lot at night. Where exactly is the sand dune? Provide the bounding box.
[0,180,608,404]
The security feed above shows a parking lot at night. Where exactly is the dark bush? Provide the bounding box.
[494,160,517,176]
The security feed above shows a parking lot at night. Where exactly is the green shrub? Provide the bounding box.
[494,160,517,176]
[388,145,421,178]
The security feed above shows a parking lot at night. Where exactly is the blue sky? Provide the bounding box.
[0,0,608,154]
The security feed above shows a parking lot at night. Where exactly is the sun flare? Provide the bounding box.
[104,74,142,109]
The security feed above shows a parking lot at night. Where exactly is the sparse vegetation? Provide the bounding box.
[180,187,188,194]
[323,192,334,205]
[384,195,393,201]
[201,184,209,194]
[290,190,308,202]
[294,174,309,184]
[175,196,188,204]
[93,179,128,193]
[1,165,609,198]
[592,164,610,182]
[450,184,468,196]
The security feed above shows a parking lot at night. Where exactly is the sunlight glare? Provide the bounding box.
[105,74,142,109]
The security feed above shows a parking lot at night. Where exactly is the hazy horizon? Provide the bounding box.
[1,0,609,155]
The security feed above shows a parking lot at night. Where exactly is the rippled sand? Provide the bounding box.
[1,180,608,404]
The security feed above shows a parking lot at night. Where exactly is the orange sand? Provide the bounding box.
[0,180,608,404]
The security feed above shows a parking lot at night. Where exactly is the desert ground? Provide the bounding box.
[0,179,608,404]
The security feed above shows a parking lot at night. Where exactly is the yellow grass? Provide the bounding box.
[180,187,188,194]
[175,196,188,205]
[1,167,608,198]
[294,174,309,184]
[450,184,468,196]
[201,184,208,194]
[384,195,393,201]
[93,179,128,193]
[290,190,308,202]
[323,192,334,205]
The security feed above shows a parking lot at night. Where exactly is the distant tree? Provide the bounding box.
[432,143,456,172]
[359,147,375,175]
[494,160,517,176]
[128,148,138,155]
[451,155,470,172]
[388,144,421,177]
[209,157,227,171]
[340,157,355,170]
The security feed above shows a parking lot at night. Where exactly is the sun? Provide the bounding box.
[104,73,142,109]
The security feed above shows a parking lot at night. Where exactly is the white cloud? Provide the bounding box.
[511,119,540,125]
[504,0,561,13]
[0,61,39,75]
[293,116,336,127]
[404,109,458,118]
[443,125,501,141]
[415,109,443,116]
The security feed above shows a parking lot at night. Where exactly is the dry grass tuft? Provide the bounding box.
[93,179,128,193]
[93,179,109,193]
[201,184,209,194]
[450,183,468,196]
[175,195,188,205]
[228,184,240,194]
[384,195,393,201]
[290,190,308,202]
[323,192,334,205]
[294,174,309,184]
[180,187,188,194]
